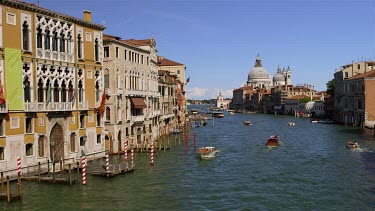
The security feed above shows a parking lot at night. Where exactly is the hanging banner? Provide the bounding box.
[5,48,23,110]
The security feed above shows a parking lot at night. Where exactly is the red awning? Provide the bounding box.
[130,97,147,109]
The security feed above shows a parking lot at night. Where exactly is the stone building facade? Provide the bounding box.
[0,1,106,174]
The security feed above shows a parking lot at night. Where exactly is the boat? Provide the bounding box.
[346,141,359,149]
[318,120,334,124]
[244,121,252,125]
[227,109,235,115]
[288,121,295,126]
[311,118,318,123]
[265,135,280,147]
[212,111,224,118]
[197,146,218,159]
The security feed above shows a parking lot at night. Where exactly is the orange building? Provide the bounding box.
[0,1,105,175]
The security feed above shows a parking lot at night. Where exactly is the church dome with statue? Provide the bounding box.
[273,65,286,86]
[246,55,271,89]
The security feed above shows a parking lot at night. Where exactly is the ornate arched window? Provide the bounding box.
[52,31,58,51]
[60,32,65,52]
[94,38,99,61]
[44,29,50,50]
[23,77,30,102]
[77,34,82,58]
[22,21,30,51]
[37,78,44,102]
[66,32,71,53]
[37,26,43,48]
[104,69,109,89]
[78,80,83,102]
[106,106,110,121]
[61,80,67,102]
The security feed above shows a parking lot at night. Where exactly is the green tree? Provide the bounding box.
[326,79,334,96]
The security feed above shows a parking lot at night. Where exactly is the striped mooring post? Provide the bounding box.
[131,148,134,167]
[17,157,21,176]
[150,142,154,165]
[81,156,86,185]
[105,154,109,174]
[124,141,128,161]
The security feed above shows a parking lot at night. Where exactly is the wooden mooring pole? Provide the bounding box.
[69,164,72,186]
[6,176,10,203]
[17,175,22,199]
[38,162,41,183]
[1,172,4,193]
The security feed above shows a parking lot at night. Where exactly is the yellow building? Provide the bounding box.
[0,1,106,174]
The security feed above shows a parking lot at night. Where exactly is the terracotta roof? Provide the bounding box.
[103,34,121,41]
[157,56,183,66]
[4,0,105,30]
[121,39,152,46]
[349,69,375,80]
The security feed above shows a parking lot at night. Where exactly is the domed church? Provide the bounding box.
[246,55,271,89]
[272,65,292,86]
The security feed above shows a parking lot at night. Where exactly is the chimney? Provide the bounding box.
[83,10,91,22]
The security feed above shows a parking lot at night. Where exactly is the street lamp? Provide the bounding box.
[50,136,55,183]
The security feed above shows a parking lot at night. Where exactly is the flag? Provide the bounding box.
[70,89,76,106]
[186,77,190,83]
[0,78,5,105]
[96,89,106,116]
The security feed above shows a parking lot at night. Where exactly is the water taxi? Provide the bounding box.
[197,147,218,159]
[212,111,224,118]
[265,135,280,147]
[244,121,252,125]
[346,141,359,150]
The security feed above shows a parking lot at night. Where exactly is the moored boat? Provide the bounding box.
[197,146,218,159]
[265,135,280,147]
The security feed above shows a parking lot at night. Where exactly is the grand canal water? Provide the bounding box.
[2,109,375,210]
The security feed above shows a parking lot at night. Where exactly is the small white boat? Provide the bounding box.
[288,121,295,126]
[197,147,218,159]
[244,121,252,125]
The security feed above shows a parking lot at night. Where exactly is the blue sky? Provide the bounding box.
[29,0,374,100]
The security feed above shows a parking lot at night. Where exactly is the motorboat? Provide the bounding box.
[265,135,280,147]
[212,111,224,118]
[311,118,318,123]
[197,146,218,159]
[288,121,296,126]
[346,141,359,149]
[227,110,235,115]
[244,121,252,125]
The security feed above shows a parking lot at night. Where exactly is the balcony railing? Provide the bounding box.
[78,101,88,110]
[116,88,123,95]
[36,48,74,63]
[131,115,145,122]
[24,102,73,112]
[125,89,146,96]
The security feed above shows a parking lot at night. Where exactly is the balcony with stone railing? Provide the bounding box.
[24,102,74,112]
[125,89,147,97]
[131,115,145,123]
[36,48,74,63]
[78,101,88,110]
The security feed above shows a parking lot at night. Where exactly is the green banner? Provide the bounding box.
[5,48,23,111]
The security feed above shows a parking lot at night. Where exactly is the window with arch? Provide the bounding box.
[61,80,67,102]
[95,38,99,61]
[96,112,101,126]
[0,147,4,160]
[77,34,82,59]
[23,76,31,102]
[70,133,76,152]
[60,32,65,52]
[53,80,59,102]
[26,143,33,156]
[78,80,84,103]
[104,69,109,88]
[95,80,100,103]
[36,26,43,48]
[80,136,86,146]
[44,29,50,50]
[37,78,44,102]
[105,107,110,122]
[66,32,72,53]
[52,31,58,51]
[22,21,30,51]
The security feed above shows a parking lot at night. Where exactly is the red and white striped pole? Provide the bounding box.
[17,157,21,176]
[105,153,109,174]
[81,156,86,185]
[131,148,134,167]
[124,141,128,161]
[150,142,154,165]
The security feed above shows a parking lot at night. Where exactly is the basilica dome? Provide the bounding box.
[246,55,271,89]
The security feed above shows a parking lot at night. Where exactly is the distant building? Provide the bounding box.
[216,91,231,109]
[273,65,292,86]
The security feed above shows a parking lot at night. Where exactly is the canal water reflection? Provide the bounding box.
[2,111,375,210]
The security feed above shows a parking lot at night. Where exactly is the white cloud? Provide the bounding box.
[187,87,208,99]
